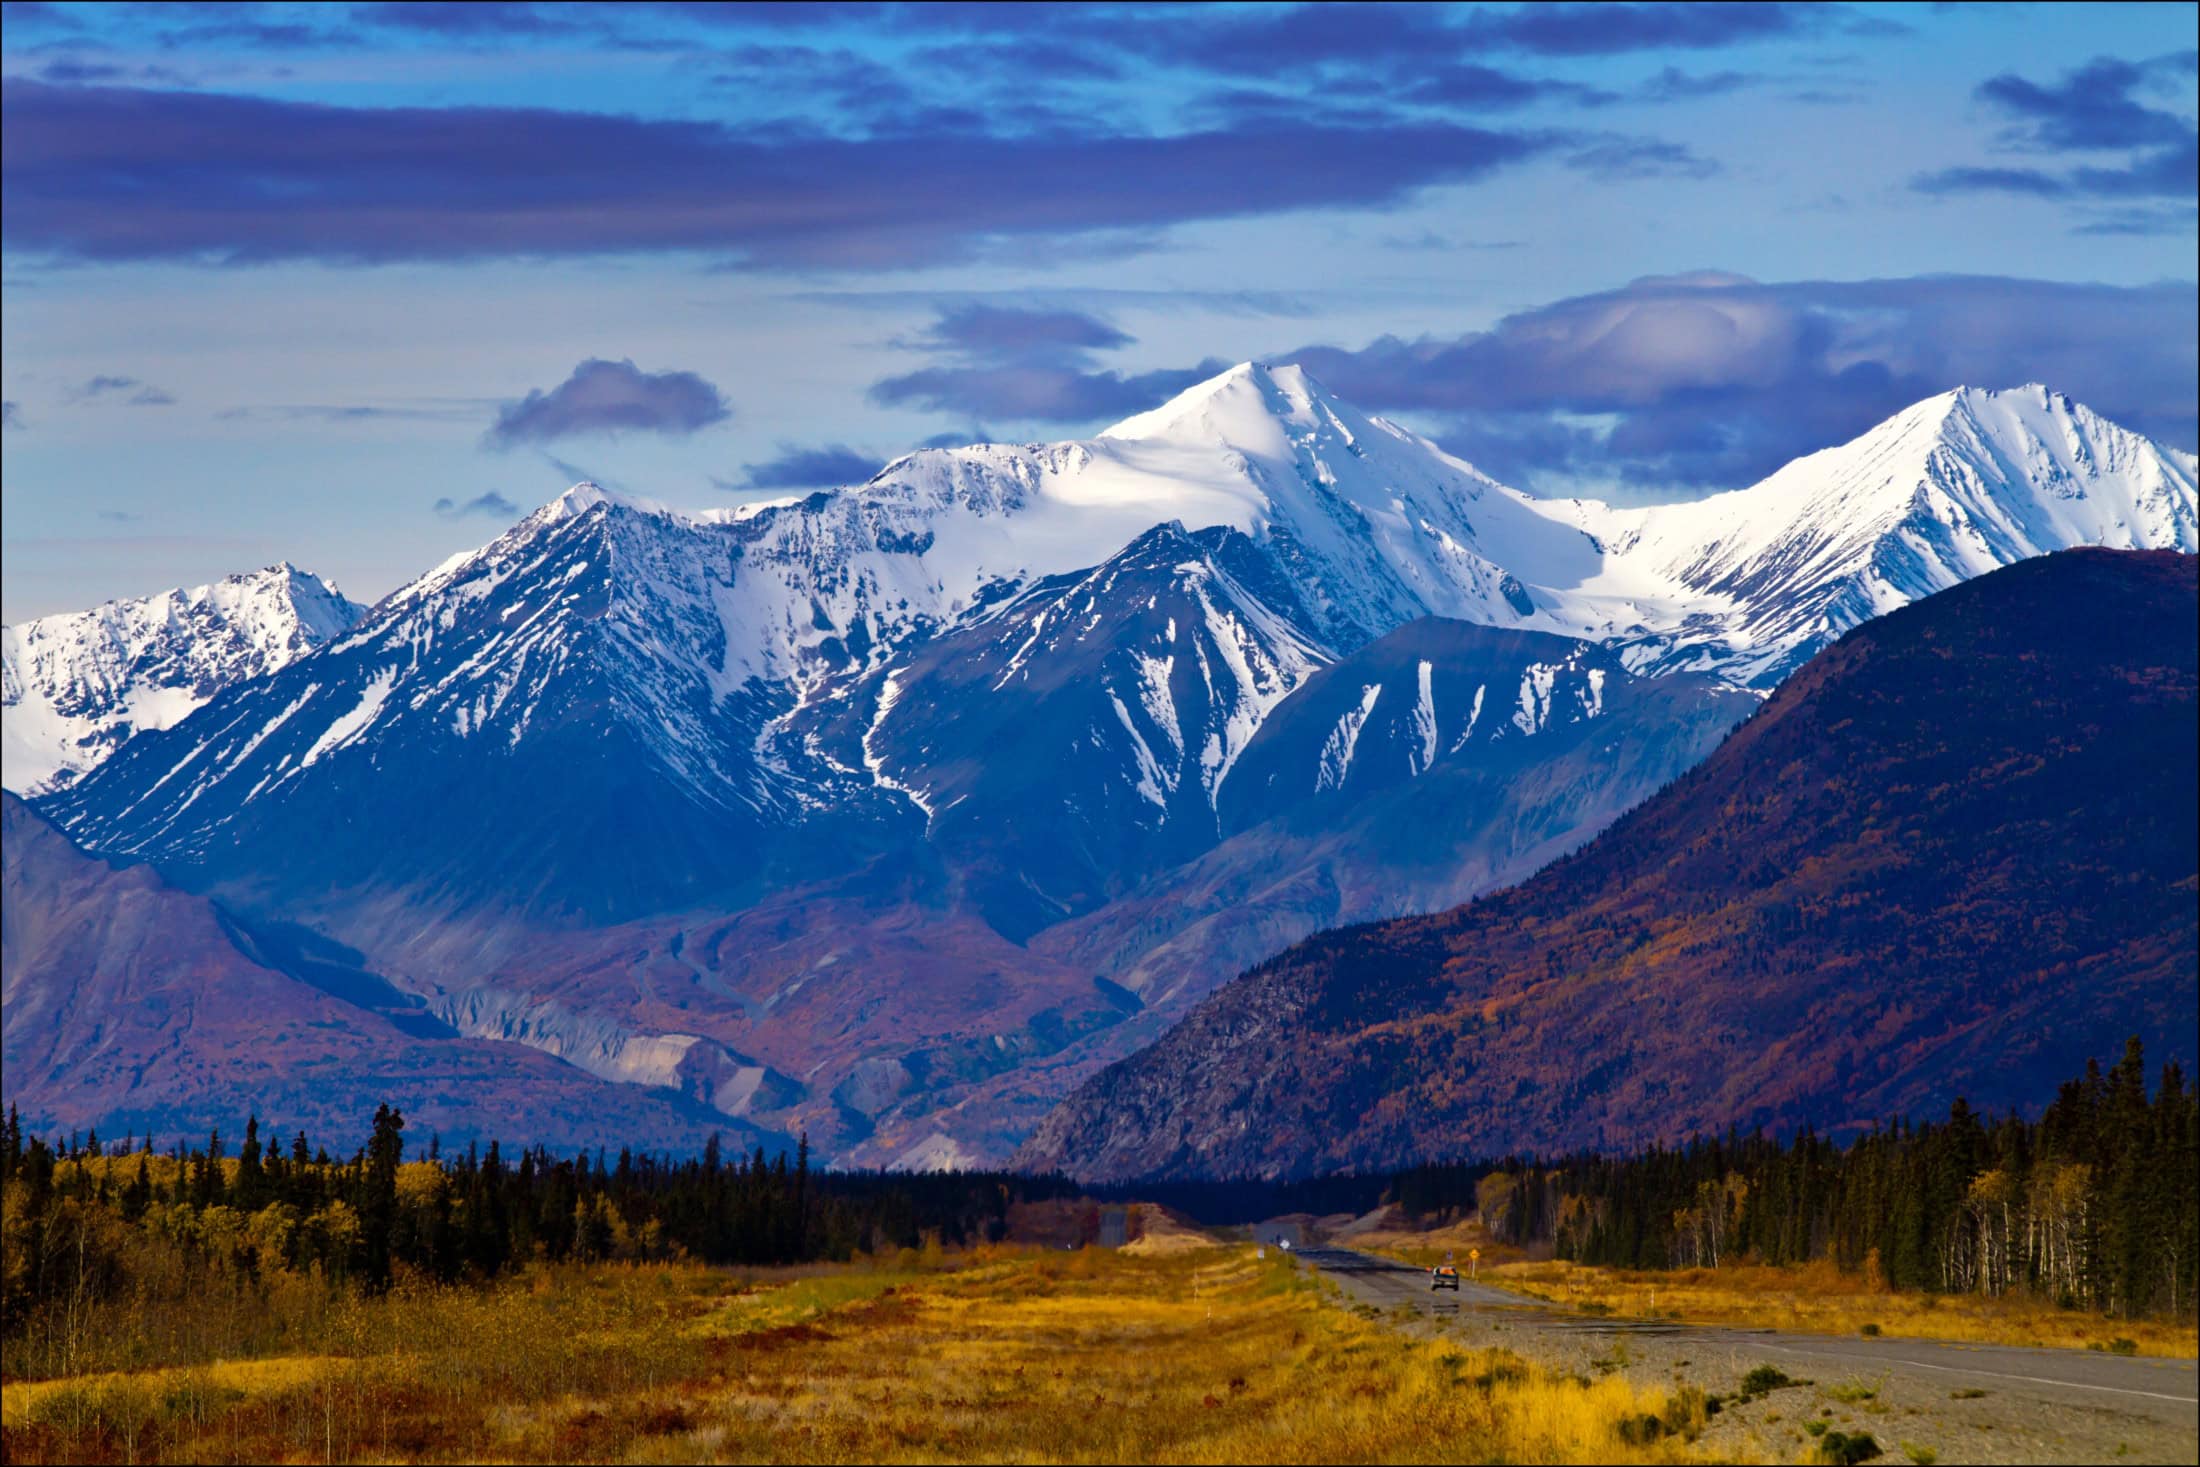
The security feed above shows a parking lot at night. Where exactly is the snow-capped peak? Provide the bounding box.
[539,480,675,522]
[1100,361,1279,442]
[1100,362,1366,458]
[1522,381,2199,685]
[3,564,366,794]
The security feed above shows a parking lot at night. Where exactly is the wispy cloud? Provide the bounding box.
[1564,138,1721,180]
[432,491,521,520]
[74,373,175,406]
[1914,54,2198,204]
[217,401,488,423]
[870,303,1227,424]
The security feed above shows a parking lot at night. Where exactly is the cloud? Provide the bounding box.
[485,359,731,448]
[1915,55,2198,203]
[869,303,1229,423]
[916,426,995,448]
[1101,2,1824,74]
[1564,138,1721,180]
[1977,53,2196,152]
[2,401,24,431]
[349,2,593,39]
[217,401,486,423]
[433,491,521,519]
[1915,139,2197,201]
[542,453,616,489]
[1381,63,1614,111]
[2,79,1558,268]
[871,361,1231,422]
[1379,231,1522,251]
[720,443,883,491]
[906,304,1134,362]
[2072,205,2196,237]
[34,57,193,86]
[791,286,1314,318]
[74,374,176,406]
[1456,2,1829,57]
[1282,272,2199,494]
[1633,67,1759,102]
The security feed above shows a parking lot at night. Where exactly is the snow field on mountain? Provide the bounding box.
[2,565,362,794]
[25,364,2199,884]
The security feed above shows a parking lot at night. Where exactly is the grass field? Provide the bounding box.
[1366,1245,2200,1360]
[1,1246,1721,1464]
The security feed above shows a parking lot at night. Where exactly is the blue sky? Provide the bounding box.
[3,1,2195,620]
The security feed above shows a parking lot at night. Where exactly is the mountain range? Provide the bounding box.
[1017,549,2200,1179]
[0,790,755,1151]
[2,563,361,796]
[7,364,2195,1163]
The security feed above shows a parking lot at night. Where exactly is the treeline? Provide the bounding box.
[1090,1172,1388,1225]
[0,1102,1077,1335]
[1397,1041,2197,1319]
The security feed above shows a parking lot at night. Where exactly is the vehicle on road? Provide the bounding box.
[1430,1264,1459,1291]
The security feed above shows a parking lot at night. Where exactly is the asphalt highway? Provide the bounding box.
[1293,1247,2200,1441]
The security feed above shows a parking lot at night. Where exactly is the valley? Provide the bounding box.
[7,368,2194,1166]
[7,9,2195,1463]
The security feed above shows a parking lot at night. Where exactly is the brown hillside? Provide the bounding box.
[1018,549,2200,1179]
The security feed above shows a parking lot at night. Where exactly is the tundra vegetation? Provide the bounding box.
[0,1244,1704,1465]
[3,1044,2194,1462]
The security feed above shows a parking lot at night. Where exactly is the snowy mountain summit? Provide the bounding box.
[3,564,363,794]
[38,367,2197,900]
[21,364,2199,1164]
[1552,383,2200,684]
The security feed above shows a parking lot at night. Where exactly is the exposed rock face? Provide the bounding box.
[22,366,2198,1161]
[0,791,771,1150]
[1017,551,2200,1180]
[3,564,362,795]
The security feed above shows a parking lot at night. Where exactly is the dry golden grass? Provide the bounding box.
[2,1246,1720,1464]
[1475,1257,2199,1359]
[1117,1206,1221,1257]
[1342,1212,1515,1264]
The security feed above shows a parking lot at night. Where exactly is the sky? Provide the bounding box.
[2,0,2195,622]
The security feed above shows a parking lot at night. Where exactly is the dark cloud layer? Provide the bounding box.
[724,443,883,491]
[1285,273,2198,492]
[486,359,731,447]
[15,1,1840,61]
[2,80,1552,268]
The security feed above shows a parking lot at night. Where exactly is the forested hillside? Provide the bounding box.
[1021,550,2200,1180]
[1398,1040,2199,1319]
